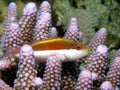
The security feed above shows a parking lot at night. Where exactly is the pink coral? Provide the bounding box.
[19,2,37,44]
[64,17,83,42]
[14,44,38,89]
[39,54,61,90]
[3,2,17,36]
[106,49,120,89]
[75,70,93,90]
[0,1,119,90]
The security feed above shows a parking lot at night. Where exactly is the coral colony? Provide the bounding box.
[0,1,119,90]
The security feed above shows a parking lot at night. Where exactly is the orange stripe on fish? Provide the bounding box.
[32,38,88,51]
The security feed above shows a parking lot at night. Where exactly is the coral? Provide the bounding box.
[78,28,107,65]
[37,1,51,15]
[100,81,113,90]
[0,79,12,90]
[49,27,58,38]
[106,49,120,89]
[0,1,119,90]
[86,45,108,88]
[3,0,25,19]
[39,54,61,90]
[0,57,17,70]
[0,22,21,70]
[32,1,52,82]
[0,0,25,39]
[3,2,17,36]
[33,1,52,41]
[64,17,83,42]
[0,0,119,50]
[75,70,93,90]
[62,62,78,90]
[87,28,107,54]
[33,12,51,41]
[13,44,39,89]
[2,22,21,54]
[19,2,37,44]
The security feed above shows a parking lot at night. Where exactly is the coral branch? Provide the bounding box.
[78,28,107,65]
[86,45,108,88]
[33,12,51,41]
[39,54,62,90]
[3,2,17,36]
[64,17,83,42]
[37,1,51,17]
[0,79,12,90]
[33,1,51,41]
[100,81,113,90]
[106,49,120,89]
[0,1,119,90]
[62,62,78,90]
[19,2,37,44]
[50,27,58,38]
[0,57,17,70]
[87,28,107,54]
[3,22,21,54]
[14,44,38,89]
[75,70,93,90]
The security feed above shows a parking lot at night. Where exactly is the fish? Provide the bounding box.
[31,38,88,62]
[7,38,88,62]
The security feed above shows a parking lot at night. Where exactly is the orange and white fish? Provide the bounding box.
[7,38,88,62]
[32,38,88,62]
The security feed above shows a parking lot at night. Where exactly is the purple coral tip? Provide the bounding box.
[23,2,37,15]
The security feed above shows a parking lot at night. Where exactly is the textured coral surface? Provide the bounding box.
[0,1,119,90]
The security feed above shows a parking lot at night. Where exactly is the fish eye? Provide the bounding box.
[75,44,81,50]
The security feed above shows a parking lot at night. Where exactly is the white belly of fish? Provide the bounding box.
[34,49,88,62]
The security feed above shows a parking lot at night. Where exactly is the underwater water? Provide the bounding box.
[0,0,119,90]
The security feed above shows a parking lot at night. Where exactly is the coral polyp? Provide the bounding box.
[0,1,119,90]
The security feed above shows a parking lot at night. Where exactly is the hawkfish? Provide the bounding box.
[7,38,88,62]
[32,38,88,62]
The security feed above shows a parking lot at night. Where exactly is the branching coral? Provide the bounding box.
[78,28,107,65]
[0,23,21,70]
[87,28,107,54]
[3,22,21,54]
[64,17,83,42]
[39,54,61,90]
[3,2,17,36]
[0,79,12,90]
[106,49,120,89]
[86,45,108,88]
[19,2,37,44]
[14,44,41,89]
[100,81,113,90]
[33,1,51,41]
[75,70,93,90]
[62,61,78,90]
[0,1,119,90]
